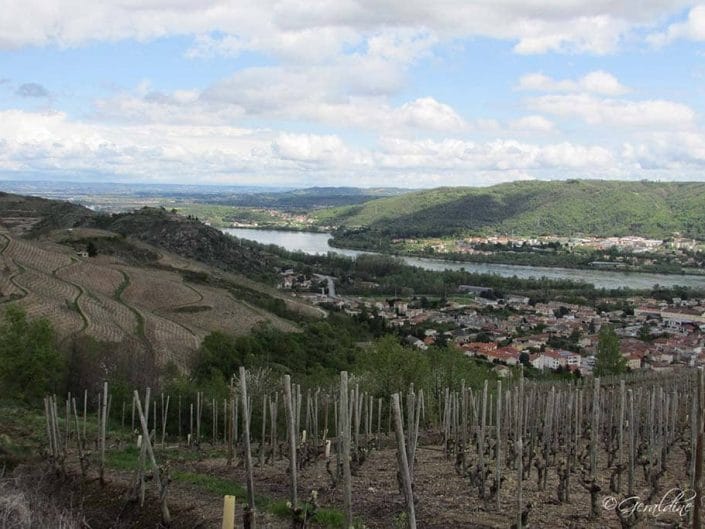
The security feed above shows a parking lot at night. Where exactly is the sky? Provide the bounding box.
[1,1,705,188]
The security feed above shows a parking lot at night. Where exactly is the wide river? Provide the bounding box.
[223,228,705,291]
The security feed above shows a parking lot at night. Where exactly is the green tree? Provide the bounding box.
[594,325,626,377]
[638,322,652,342]
[0,305,65,401]
[86,241,98,257]
[359,335,430,399]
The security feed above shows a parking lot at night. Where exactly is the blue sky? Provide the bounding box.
[1,1,705,188]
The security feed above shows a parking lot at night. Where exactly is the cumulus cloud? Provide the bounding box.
[95,75,467,134]
[648,5,705,46]
[0,0,691,55]
[518,71,629,95]
[623,132,705,170]
[0,108,631,187]
[528,93,695,128]
[508,115,555,132]
[16,82,50,98]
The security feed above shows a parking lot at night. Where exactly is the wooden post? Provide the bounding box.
[139,388,151,507]
[340,372,353,529]
[269,393,277,465]
[693,369,704,529]
[479,380,488,497]
[240,367,256,529]
[100,381,108,485]
[134,390,171,525]
[260,394,268,468]
[392,393,417,529]
[83,389,88,442]
[196,391,201,442]
[618,380,625,493]
[222,495,236,529]
[627,388,635,496]
[591,377,599,478]
[283,375,298,511]
[228,382,235,465]
[461,380,468,474]
[72,398,87,477]
[517,371,524,529]
[161,395,170,447]
[189,403,194,445]
[43,397,55,462]
[377,397,382,441]
[496,379,502,510]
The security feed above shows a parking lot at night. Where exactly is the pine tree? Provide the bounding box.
[594,325,627,376]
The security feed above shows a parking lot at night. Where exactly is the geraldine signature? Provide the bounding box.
[602,488,696,518]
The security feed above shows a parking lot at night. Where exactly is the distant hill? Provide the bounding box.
[317,180,705,241]
[0,181,410,211]
[91,207,283,281]
[0,192,95,236]
[198,186,411,210]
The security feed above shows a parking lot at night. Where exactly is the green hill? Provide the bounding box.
[316,180,705,241]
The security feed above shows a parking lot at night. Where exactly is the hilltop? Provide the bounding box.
[317,180,705,243]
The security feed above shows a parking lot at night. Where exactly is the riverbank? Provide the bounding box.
[328,239,704,276]
[223,228,705,291]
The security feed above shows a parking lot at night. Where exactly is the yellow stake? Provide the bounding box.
[222,495,235,529]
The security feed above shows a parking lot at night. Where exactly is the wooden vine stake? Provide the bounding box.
[496,379,502,510]
[516,371,524,529]
[283,374,298,514]
[693,368,704,529]
[133,389,171,525]
[100,381,108,485]
[340,371,353,529]
[222,495,236,529]
[239,367,257,529]
[392,393,417,529]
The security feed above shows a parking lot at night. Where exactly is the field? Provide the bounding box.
[119,266,203,312]
[79,293,139,343]
[166,283,298,338]
[3,237,74,273]
[57,261,125,297]
[19,368,702,529]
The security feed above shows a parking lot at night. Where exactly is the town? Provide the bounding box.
[280,269,705,377]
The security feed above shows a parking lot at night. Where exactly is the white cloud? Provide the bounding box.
[0,0,693,55]
[518,71,629,95]
[509,115,555,132]
[0,108,629,187]
[528,93,695,128]
[95,76,467,134]
[395,98,466,132]
[375,137,613,172]
[623,132,705,169]
[648,5,705,46]
[272,133,349,163]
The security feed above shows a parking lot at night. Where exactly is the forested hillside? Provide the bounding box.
[317,180,705,241]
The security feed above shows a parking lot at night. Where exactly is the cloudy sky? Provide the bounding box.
[1,1,705,188]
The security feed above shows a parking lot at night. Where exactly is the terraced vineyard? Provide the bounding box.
[57,261,124,297]
[143,311,201,365]
[166,283,298,338]
[79,293,138,343]
[0,231,301,368]
[4,237,73,273]
[0,254,24,299]
[14,291,85,336]
[120,267,202,312]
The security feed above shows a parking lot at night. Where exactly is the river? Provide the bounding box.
[222,228,705,291]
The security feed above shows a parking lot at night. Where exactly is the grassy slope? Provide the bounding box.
[316,180,705,239]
